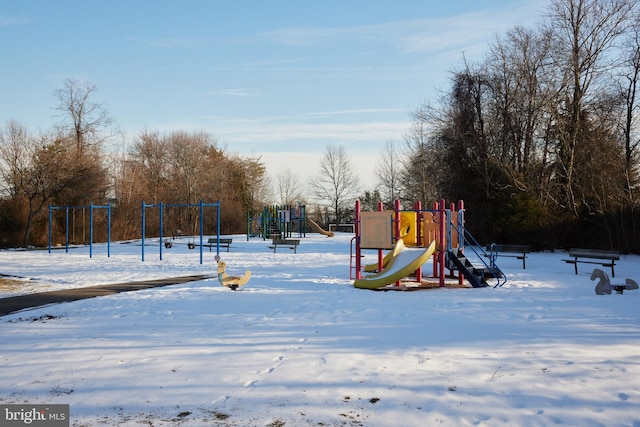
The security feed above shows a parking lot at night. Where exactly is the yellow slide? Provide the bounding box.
[364,250,394,272]
[363,224,412,272]
[306,218,335,237]
[354,240,436,289]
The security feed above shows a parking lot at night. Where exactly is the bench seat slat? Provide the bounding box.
[563,248,619,277]
[568,249,619,260]
[486,244,531,269]
[204,238,232,252]
[269,239,300,253]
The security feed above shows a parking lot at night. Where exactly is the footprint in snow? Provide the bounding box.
[414,354,428,364]
[211,395,229,405]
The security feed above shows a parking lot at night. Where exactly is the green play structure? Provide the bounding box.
[246,204,307,240]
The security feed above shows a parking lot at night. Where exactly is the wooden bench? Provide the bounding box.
[563,248,620,277]
[203,237,233,252]
[486,244,531,269]
[269,238,300,253]
[172,229,185,240]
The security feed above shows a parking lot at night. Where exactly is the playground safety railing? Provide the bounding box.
[451,223,507,287]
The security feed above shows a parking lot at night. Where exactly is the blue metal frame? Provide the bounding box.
[48,203,111,258]
[449,220,506,287]
[141,200,220,264]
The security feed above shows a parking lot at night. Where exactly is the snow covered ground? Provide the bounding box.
[1,233,639,426]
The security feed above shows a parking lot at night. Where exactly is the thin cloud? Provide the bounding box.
[155,115,408,146]
[302,108,406,118]
[241,57,306,68]
[260,21,404,47]
[131,37,208,48]
[0,14,29,26]
[201,119,409,144]
[206,88,264,97]
[261,3,544,56]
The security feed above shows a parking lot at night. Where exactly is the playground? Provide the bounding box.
[246,203,334,239]
[1,231,640,426]
[351,199,514,290]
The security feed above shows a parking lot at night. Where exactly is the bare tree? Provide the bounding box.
[309,145,360,224]
[374,139,401,205]
[231,155,270,214]
[401,103,447,205]
[546,0,638,215]
[620,17,640,196]
[0,122,98,247]
[167,131,214,205]
[275,168,304,205]
[124,130,269,234]
[53,78,112,155]
[486,26,556,189]
[129,130,171,203]
[0,121,30,199]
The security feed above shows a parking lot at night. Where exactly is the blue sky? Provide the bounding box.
[1,0,547,186]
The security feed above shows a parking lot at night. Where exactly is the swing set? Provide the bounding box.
[141,200,221,264]
[48,200,222,265]
[48,203,112,258]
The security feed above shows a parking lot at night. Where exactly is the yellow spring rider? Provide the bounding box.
[216,255,251,290]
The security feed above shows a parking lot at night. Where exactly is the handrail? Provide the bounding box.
[451,222,507,287]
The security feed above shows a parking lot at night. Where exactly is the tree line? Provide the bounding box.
[0,79,270,248]
[373,0,640,252]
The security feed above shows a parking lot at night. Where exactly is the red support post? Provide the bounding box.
[377,201,384,272]
[394,199,401,241]
[432,201,438,278]
[414,201,422,247]
[354,199,362,280]
[413,200,422,283]
[394,199,402,286]
[457,200,465,286]
[439,199,446,288]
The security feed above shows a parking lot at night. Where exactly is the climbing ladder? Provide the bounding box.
[447,217,507,288]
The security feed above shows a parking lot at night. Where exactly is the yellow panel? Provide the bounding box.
[400,211,417,246]
[360,211,393,249]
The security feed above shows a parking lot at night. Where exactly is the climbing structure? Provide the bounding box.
[246,204,306,240]
[351,199,504,289]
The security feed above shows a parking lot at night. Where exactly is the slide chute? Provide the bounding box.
[354,240,436,289]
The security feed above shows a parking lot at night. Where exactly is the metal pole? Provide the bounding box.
[199,199,204,265]
[48,204,52,253]
[141,201,146,262]
[217,200,221,256]
[107,204,111,258]
[65,206,70,253]
[414,200,422,283]
[159,202,163,261]
[355,199,361,280]
[89,203,94,258]
[377,201,384,272]
[458,200,465,286]
[439,199,446,287]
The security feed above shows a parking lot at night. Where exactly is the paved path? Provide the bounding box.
[0,274,212,316]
